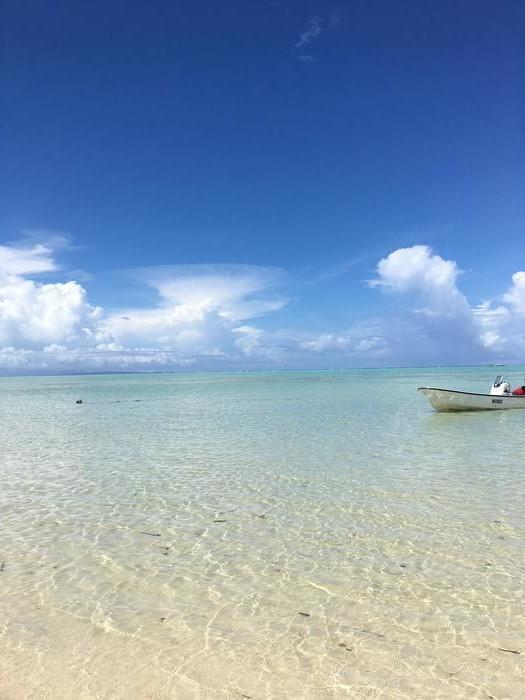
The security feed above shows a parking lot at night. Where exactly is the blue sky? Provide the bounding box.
[1,1,524,372]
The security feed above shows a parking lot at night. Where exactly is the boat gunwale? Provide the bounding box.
[417,386,525,399]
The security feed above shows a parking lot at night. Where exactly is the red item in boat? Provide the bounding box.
[512,386,525,395]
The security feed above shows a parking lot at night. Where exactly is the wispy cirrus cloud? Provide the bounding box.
[294,15,338,62]
[296,16,324,49]
[297,54,316,63]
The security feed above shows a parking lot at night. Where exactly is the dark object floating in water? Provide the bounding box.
[0,562,4,572]
[213,519,227,523]
[497,647,521,655]
[338,642,352,652]
[140,531,162,537]
[160,617,166,622]
[298,612,310,617]
[75,399,83,404]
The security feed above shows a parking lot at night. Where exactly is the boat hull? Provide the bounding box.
[418,387,525,412]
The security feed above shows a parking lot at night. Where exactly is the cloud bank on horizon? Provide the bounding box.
[1,239,524,373]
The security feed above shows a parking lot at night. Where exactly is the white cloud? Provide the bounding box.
[0,242,58,278]
[294,15,337,61]
[472,302,510,350]
[472,299,525,357]
[296,16,323,49]
[297,54,315,63]
[367,245,525,364]
[0,243,102,351]
[143,264,286,321]
[300,328,390,360]
[371,245,458,290]
[0,245,289,371]
[3,237,525,373]
[503,271,525,313]
[301,333,351,353]
[0,346,196,372]
[102,265,287,358]
[366,246,482,363]
[370,245,469,315]
[0,252,293,372]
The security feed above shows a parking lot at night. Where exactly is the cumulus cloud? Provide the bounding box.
[0,243,288,371]
[503,271,525,313]
[370,245,470,315]
[3,237,525,373]
[365,245,525,364]
[477,271,525,359]
[0,243,102,351]
[472,302,511,351]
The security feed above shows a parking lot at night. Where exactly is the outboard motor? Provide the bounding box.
[490,375,511,395]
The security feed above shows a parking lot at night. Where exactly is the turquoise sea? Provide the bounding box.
[0,368,524,699]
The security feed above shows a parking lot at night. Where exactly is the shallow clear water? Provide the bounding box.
[0,368,524,698]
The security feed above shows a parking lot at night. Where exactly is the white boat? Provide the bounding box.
[418,375,525,412]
